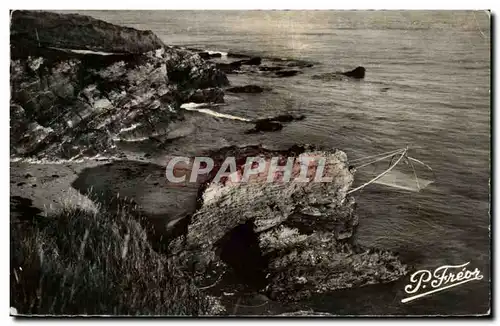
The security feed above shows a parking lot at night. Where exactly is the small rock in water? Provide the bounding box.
[259,66,283,72]
[275,70,299,77]
[341,66,366,79]
[197,51,222,59]
[226,85,269,93]
[265,114,305,123]
[240,57,262,65]
[215,61,242,73]
[246,120,283,133]
[186,88,225,103]
[245,114,305,133]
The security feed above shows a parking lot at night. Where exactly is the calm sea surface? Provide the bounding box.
[72,10,491,315]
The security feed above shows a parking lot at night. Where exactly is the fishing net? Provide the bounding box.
[350,147,434,193]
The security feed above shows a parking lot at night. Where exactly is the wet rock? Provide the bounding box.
[246,120,283,133]
[197,52,210,59]
[269,58,315,68]
[262,114,305,123]
[215,61,242,74]
[15,122,56,157]
[211,54,313,77]
[197,52,222,59]
[245,114,305,133]
[312,67,365,81]
[186,88,225,103]
[169,145,407,302]
[287,61,314,68]
[258,66,283,72]
[236,57,262,66]
[275,70,300,78]
[341,66,366,79]
[226,85,270,93]
[227,52,250,58]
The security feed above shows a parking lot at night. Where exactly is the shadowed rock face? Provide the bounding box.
[10,10,229,160]
[169,145,407,302]
[275,70,300,77]
[312,66,366,81]
[246,120,283,133]
[11,10,165,54]
[246,114,306,134]
[226,85,269,93]
[186,88,225,104]
[233,57,262,66]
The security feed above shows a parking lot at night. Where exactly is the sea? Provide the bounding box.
[70,10,491,315]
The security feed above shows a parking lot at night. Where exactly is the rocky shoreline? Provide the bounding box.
[10,10,406,315]
[168,145,407,303]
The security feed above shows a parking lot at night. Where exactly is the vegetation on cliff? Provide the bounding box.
[11,204,220,315]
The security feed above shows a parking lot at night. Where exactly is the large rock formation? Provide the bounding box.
[169,145,407,302]
[10,10,165,54]
[10,10,229,160]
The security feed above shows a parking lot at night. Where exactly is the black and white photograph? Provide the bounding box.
[8,8,491,317]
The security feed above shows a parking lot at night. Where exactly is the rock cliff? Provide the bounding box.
[10,10,229,160]
[169,145,407,302]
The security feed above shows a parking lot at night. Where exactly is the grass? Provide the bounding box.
[10,202,216,316]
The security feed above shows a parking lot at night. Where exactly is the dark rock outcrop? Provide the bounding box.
[227,52,250,58]
[212,53,314,77]
[246,114,305,133]
[226,85,270,93]
[312,66,366,81]
[341,66,366,79]
[215,61,242,74]
[262,114,305,123]
[233,57,262,66]
[10,10,229,159]
[246,120,283,133]
[197,51,222,60]
[269,58,315,69]
[186,88,225,103]
[275,70,300,78]
[258,66,283,72]
[168,145,407,302]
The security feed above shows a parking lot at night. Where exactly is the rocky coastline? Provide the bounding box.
[10,10,407,315]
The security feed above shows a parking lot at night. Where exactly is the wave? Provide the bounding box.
[207,50,228,56]
[180,103,250,122]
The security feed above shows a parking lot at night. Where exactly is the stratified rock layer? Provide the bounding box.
[169,145,407,302]
[10,10,229,160]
